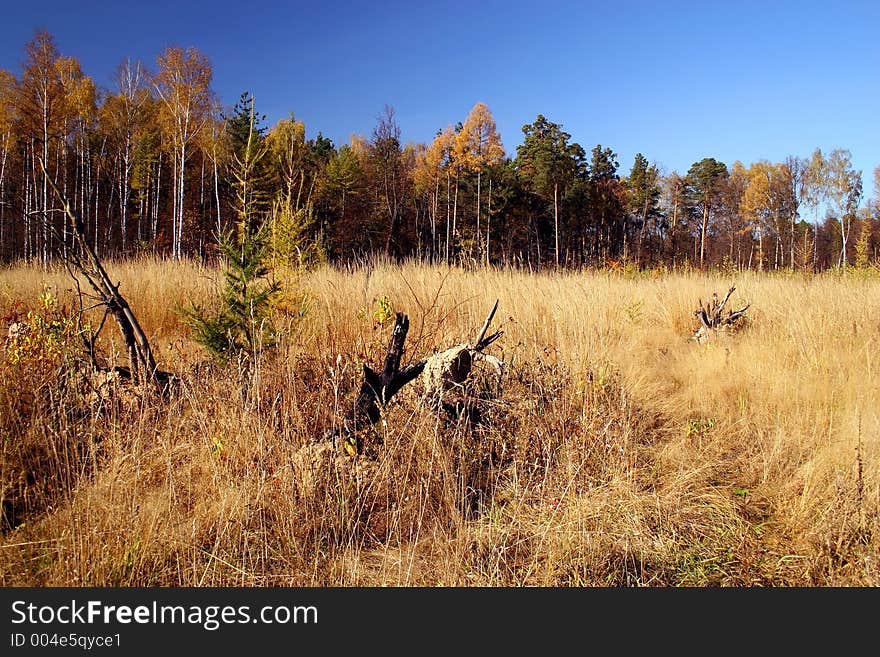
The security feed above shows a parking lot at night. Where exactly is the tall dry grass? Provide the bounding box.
[0,258,877,585]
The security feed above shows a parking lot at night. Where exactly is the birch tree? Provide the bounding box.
[741,161,773,270]
[152,46,213,258]
[802,149,828,269]
[56,55,95,258]
[0,70,14,256]
[414,126,456,261]
[824,149,862,268]
[15,31,69,260]
[784,156,807,269]
[98,58,150,254]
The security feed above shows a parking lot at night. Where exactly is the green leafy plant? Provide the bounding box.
[372,295,394,325]
[3,286,80,367]
[685,416,716,439]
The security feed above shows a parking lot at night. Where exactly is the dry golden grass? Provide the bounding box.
[0,258,877,585]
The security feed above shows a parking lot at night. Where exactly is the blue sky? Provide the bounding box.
[2,0,878,200]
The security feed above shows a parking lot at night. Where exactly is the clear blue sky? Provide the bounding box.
[3,0,878,201]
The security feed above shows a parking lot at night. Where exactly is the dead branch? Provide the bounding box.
[473,298,502,350]
[422,299,504,398]
[38,157,166,388]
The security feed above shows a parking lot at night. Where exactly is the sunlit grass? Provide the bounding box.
[0,258,877,585]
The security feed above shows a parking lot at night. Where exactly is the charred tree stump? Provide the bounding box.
[693,286,750,343]
[343,312,426,454]
[339,301,504,455]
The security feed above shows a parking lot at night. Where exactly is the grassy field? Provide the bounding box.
[1,258,877,585]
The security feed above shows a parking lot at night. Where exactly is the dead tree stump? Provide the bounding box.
[338,300,504,455]
[342,312,426,454]
[421,298,503,400]
[693,286,750,343]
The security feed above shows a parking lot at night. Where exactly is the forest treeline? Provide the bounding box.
[1,30,878,271]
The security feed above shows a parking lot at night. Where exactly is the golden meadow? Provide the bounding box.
[1,258,877,585]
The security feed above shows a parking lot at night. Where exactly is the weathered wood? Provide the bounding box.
[473,298,502,350]
[345,312,426,445]
[341,300,504,454]
[693,285,750,342]
[39,158,162,387]
[423,299,504,398]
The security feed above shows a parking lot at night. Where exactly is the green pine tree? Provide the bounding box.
[226,91,272,229]
[182,224,279,362]
[183,94,279,362]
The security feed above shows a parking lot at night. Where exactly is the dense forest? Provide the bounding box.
[0,30,877,271]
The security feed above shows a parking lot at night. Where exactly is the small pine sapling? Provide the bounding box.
[182,224,280,362]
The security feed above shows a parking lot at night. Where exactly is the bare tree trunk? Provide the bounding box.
[757,227,764,272]
[445,171,450,264]
[669,195,678,266]
[93,141,104,259]
[105,176,116,251]
[24,142,32,260]
[700,203,709,269]
[41,93,49,266]
[432,178,439,261]
[153,154,162,246]
[476,168,481,261]
[53,141,62,259]
[452,176,459,261]
[171,153,178,254]
[178,142,186,257]
[0,141,7,258]
[553,181,559,268]
[213,146,221,238]
[121,139,131,255]
[199,157,205,217]
[486,177,492,266]
[79,133,87,228]
[535,215,542,269]
[840,217,850,269]
[637,196,649,267]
